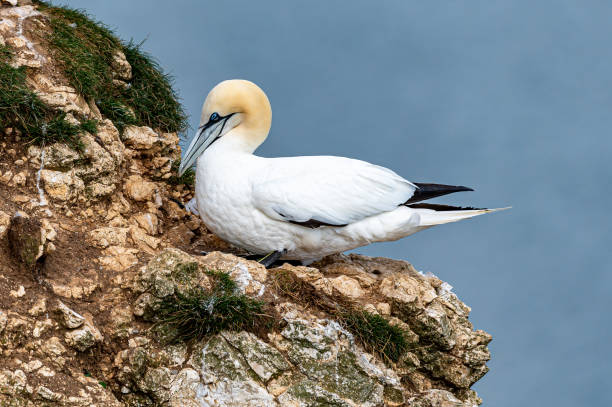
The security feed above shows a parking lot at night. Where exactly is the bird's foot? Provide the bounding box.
[257,250,285,268]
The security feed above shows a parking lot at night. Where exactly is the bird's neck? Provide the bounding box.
[214,127,266,155]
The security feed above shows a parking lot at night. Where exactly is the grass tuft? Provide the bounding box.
[79,118,98,134]
[95,97,137,135]
[34,2,187,134]
[152,268,267,344]
[0,44,88,149]
[43,9,117,99]
[123,41,188,133]
[340,310,409,363]
[35,1,120,51]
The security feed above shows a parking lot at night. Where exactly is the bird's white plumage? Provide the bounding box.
[252,156,416,226]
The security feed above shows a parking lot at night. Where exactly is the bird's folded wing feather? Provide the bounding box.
[251,156,416,226]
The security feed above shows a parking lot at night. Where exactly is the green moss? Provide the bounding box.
[152,270,267,344]
[0,44,88,149]
[291,348,379,403]
[34,2,187,134]
[196,335,262,383]
[20,234,41,268]
[340,310,409,363]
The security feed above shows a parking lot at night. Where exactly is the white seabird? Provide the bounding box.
[179,80,507,266]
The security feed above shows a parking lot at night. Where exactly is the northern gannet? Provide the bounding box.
[179,80,506,266]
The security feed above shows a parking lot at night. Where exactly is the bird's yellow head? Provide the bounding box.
[179,79,272,175]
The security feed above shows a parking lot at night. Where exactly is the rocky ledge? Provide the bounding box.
[0,1,490,406]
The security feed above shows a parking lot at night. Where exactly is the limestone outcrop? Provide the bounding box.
[0,1,490,405]
[113,249,488,406]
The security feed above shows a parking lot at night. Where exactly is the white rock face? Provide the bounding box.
[28,143,80,170]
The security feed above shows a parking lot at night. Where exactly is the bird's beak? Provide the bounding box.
[179,115,231,176]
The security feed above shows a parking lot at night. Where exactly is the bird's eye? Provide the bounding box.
[210,112,220,122]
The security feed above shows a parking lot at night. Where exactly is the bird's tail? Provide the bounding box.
[407,203,510,226]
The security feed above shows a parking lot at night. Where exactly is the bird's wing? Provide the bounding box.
[251,156,416,227]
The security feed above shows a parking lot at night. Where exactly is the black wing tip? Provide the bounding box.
[457,185,474,192]
[406,183,475,204]
[414,182,474,191]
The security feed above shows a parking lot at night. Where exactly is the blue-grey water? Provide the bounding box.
[53,1,612,405]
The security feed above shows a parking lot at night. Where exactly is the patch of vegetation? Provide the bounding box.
[341,310,409,363]
[271,269,322,308]
[0,43,11,61]
[165,160,195,186]
[2,2,186,150]
[95,98,137,135]
[0,44,90,149]
[34,1,187,134]
[123,41,187,133]
[271,269,410,364]
[79,118,98,134]
[37,1,119,99]
[152,269,269,344]
[36,1,135,134]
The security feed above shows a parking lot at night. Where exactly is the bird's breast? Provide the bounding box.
[193,153,281,253]
[195,157,250,226]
